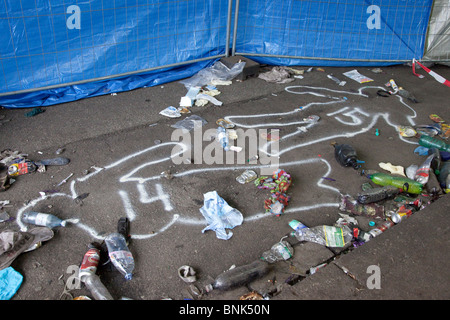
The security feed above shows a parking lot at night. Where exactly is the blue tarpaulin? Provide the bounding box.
[0,0,434,108]
[234,0,433,67]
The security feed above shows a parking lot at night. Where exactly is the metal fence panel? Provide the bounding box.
[424,0,450,63]
[233,0,434,66]
[0,0,231,97]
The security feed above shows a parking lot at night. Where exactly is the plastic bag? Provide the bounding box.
[0,267,23,300]
[199,191,243,240]
[180,61,246,89]
[171,115,207,131]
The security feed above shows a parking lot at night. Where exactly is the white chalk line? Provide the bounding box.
[15,85,420,240]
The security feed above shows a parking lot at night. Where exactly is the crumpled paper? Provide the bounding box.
[199,191,243,240]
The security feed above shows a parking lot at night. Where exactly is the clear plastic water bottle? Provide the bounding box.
[217,127,230,151]
[83,273,114,300]
[414,154,435,185]
[22,211,66,228]
[104,232,135,280]
[205,260,271,292]
[289,219,353,248]
[261,237,294,263]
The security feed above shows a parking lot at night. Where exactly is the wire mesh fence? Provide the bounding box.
[0,0,232,96]
[0,0,447,98]
[232,0,434,64]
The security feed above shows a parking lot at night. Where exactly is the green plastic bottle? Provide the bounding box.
[419,135,450,153]
[369,172,423,194]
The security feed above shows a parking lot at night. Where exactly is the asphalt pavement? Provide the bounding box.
[0,60,449,305]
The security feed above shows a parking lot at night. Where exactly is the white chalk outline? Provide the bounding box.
[15,85,419,240]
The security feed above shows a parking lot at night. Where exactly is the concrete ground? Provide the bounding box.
[0,60,449,305]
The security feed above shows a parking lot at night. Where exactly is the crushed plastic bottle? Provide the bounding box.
[236,170,257,184]
[357,185,401,204]
[333,143,360,169]
[289,219,353,248]
[438,162,450,193]
[205,260,271,292]
[261,236,294,263]
[79,245,114,300]
[104,232,135,280]
[414,154,435,185]
[217,126,230,151]
[21,211,66,228]
[369,172,423,194]
[419,135,450,153]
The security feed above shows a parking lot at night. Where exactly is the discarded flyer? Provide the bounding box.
[343,70,373,83]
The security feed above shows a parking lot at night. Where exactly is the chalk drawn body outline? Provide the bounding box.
[15,85,418,240]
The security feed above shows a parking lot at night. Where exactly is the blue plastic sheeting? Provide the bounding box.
[0,60,216,109]
[235,0,433,67]
[0,0,229,108]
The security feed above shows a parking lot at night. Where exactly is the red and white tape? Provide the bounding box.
[412,58,450,87]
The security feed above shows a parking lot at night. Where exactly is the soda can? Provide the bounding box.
[79,248,100,279]
[368,220,394,238]
[391,205,413,224]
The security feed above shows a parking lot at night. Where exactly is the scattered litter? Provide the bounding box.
[261,236,294,263]
[159,106,181,118]
[21,211,79,229]
[357,186,400,204]
[194,93,223,106]
[236,170,257,184]
[398,125,416,137]
[239,291,264,300]
[25,107,45,117]
[180,61,245,89]
[343,70,373,83]
[171,115,207,131]
[378,162,405,176]
[327,74,346,86]
[415,125,440,137]
[199,191,243,240]
[56,173,74,187]
[178,265,197,283]
[429,114,444,123]
[0,267,23,300]
[371,68,383,73]
[289,219,353,248]
[254,169,291,216]
[398,87,418,103]
[74,192,90,205]
[180,87,201,107]
[205,260,270,292]
[339,194,385,220]
[309,263,327,275]
[386,79,399,94]
[258,66,296,84]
